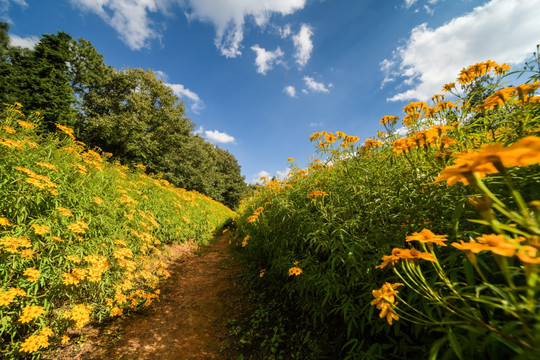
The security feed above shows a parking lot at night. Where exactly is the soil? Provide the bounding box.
[47,236,246,360]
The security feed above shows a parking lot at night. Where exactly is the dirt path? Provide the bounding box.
[50,236,245,360]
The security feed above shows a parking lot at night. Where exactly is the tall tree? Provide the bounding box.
[0,22,9,58]
[215,147,248,209]
[0,31,76,129]
[78,67,194,173]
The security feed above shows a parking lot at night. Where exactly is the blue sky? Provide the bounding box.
[2,0,540,183]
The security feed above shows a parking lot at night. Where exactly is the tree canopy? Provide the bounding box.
[0,28,248,209]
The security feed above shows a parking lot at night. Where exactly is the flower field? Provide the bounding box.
[231,60,540,359]
[0,104,233,358]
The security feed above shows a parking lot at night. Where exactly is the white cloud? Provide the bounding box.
[309,121,323,127]
[276,167,291,180]
[1,0,27,21]
[384,0,540,102]
[165,82,205,113]
[70,0,168,50]
[193,125,203,135]
[284,85,296,98]
[204,130,236,144]
[154,70,168,81]
[251,168,290,184]
[251,44,284,75]
[277,23,292,38]
[9,34,39,49]
[69,1,308,56]
[182,0,306,57]
[292,23,313,68]
[404,0,417,8]
[304,76,330,93]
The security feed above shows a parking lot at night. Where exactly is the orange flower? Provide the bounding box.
[476,234,520,257]
[307,190,329,199]
[406,229,448,247]
[378,301,399,325]
[376,248,403,269]
[451,240,486,254]
[376,247,436,268]
[380,115,399,125]
[371,282,403,325]
[517,245,540,265]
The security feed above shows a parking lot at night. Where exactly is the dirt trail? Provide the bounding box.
[50,236,244,360]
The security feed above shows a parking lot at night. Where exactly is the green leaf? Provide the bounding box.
[429,337,447,360]
[447,328,464,360]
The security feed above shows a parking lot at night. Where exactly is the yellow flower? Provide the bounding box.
[93,196,104,205]
[18,120,35,129]
[259,269,266,277]
[288,266,303,276]
[20,249,34,259]
[31,224,50,235]
[324,132,337,143]
[371,282,403,325]
[23,268,41,282]
[380,115,399,125]
[35,162,58,171]
[0,288,26,306]
[242,235,250,247]
[67,221,89,234]
[306,190,329,199]
[442,82,455,92]
[0,138,23,149]
[61,335,70,344]
[57,207,74,217]
[62,273,80,286]
[19,334,49,353]
[63,304,92,329]
[18,305,46,323]
[70,162,87,174]
[2,125,16,134]
[287,157,294,162]
[110,307,123,317]
[0,217,12,226]
[40,328,53,337]
[55,123,76,140]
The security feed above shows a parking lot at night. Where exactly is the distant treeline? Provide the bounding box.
[0,23,250,209]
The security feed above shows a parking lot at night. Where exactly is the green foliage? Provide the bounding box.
[0,32,77,130]
[0,104,233,358]
[0,28,249,209]
[231,61,540,359]
[0,22,9,58]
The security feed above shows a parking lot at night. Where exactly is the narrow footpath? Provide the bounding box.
[50,236,245,360]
